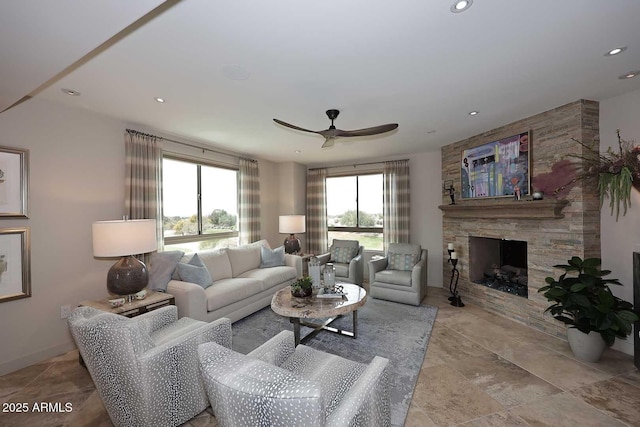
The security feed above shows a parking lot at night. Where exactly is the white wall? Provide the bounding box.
[599,88,640,355]
[0,98,126,375]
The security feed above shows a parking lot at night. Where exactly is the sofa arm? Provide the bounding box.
[368,257,388,284]
[317,252,331,265]
[247,330,296,367]
[411,249,428,292]
[133,305,178,335]
[167,280,207,320]
[349,254,363,285]
[326,356,390,427]
[285,254,303,278]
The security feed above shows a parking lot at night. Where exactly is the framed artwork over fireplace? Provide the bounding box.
[461,131,530,199]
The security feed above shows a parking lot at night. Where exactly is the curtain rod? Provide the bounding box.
[308,158,409,171]
[125,129,256,162]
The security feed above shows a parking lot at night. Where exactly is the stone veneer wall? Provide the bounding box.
[441,100,601,339]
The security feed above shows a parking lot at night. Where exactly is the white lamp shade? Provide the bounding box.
[92,219,158,257]
[279,215,305,234]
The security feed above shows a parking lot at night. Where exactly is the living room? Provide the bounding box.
[1,1,640,426]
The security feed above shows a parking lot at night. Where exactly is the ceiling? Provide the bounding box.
[2,1,640,166]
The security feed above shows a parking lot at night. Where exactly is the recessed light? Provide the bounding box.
[469,110,479,116]
[451,0,473,13]
[427,130,437,134]
[604,46,627,56]
[295,150,301,154]
[154,97,165,103]
[61,88,80,96]
[618,71,639,80]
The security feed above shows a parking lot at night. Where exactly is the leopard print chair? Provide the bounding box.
[68,305,232,427]
[198,330,390,427]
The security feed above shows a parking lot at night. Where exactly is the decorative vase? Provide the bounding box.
[291,287,312,298]
[566,327,606,363]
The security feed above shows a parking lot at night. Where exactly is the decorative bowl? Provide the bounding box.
[134,289,147,300]
[109,298,125,307]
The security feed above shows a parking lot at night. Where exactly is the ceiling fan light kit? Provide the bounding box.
[273,109,398,148]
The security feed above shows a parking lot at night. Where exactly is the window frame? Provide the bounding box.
[162,154,239,247]
[326,171,383,235]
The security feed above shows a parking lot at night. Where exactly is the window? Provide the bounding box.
[326,173,383,250]
[162,157,239,252]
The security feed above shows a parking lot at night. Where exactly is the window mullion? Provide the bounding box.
[197,165,203,235]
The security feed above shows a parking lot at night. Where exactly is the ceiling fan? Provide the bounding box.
[273,109,398,148]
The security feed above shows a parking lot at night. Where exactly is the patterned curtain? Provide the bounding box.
[306,168,328,254]
[125,130,164,257]
[238,158,261,244]
[383,159,410,252]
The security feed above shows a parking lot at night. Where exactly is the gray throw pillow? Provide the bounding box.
[260,245,285,268]
[148,250,185,292]
[176,253,213,289]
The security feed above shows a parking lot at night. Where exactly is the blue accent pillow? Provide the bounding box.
[148,251,185,292]
[176,253,213,289]
[260,245,285,268]
[330,246,357,264]
[387,252,419,271]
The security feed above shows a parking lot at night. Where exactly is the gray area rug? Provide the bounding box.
[232,297,438,426]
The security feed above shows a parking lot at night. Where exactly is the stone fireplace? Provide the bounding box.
[440,100,601,339]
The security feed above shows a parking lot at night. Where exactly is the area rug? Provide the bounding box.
[232,298,438,427]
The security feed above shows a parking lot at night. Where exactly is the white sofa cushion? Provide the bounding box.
[182,249,232,282]
[227,242,264,277]
[205,277,262,312]
[238,266,297,291]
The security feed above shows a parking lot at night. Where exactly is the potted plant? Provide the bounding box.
[538,256,638,362]
[291,276,313,298]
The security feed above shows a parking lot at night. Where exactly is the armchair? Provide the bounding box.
[317,239,364,285]
[198,330,390,427]
[369,243,427,306]
[68,305,232,427]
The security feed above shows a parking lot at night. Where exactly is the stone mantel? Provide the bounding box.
[438,199,570,219]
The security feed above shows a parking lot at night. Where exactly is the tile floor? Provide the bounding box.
[1,287,638,426]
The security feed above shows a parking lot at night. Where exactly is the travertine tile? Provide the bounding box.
[403,402,437,427]
[496,342,611,391]
[422,323,492,366]
[439,314,526,354]
[457,411,530,427]
[618,368,640,389]
[0,362,51,399]
[63,389,111,427]
[17,359,94,400]
[450,353,562,407]
[2,389,93,427]
[411,365,504,426]
[511,392,628,427]
[570,377,640,426]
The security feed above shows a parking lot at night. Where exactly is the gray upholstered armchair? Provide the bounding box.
[68,305,232,427]
[369,243,428,306]
[198,330,390,427]
[317,239,364,285]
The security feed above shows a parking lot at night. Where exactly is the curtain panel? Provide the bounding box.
[125,131,164,255]
[383,159,410,251]
[238,158,261,244]
[306,168,328,254]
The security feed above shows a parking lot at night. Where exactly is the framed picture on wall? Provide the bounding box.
[0,146,29,218]
[460,131,530,199]
[0,227,31,303]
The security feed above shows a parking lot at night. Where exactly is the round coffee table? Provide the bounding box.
[271,283,367,346]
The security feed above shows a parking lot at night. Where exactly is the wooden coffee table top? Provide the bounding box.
[271,283,366,319]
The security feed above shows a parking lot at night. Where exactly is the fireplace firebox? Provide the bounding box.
[469,236,528,297]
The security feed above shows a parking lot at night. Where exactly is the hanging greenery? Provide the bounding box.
[544,130,640,221]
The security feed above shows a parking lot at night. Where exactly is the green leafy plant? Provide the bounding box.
[290,276,313,297]
[538,256,638,346]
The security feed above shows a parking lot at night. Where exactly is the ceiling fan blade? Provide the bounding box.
[322,137,336,148]
[335,123,398,137]
[273,118,320,134]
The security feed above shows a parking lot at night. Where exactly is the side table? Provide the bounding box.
[79,291,175,318]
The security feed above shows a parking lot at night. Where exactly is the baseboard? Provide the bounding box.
[0,342,76,376]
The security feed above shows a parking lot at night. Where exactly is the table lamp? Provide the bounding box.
[279,215,305,254]
[92,218,157,295]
